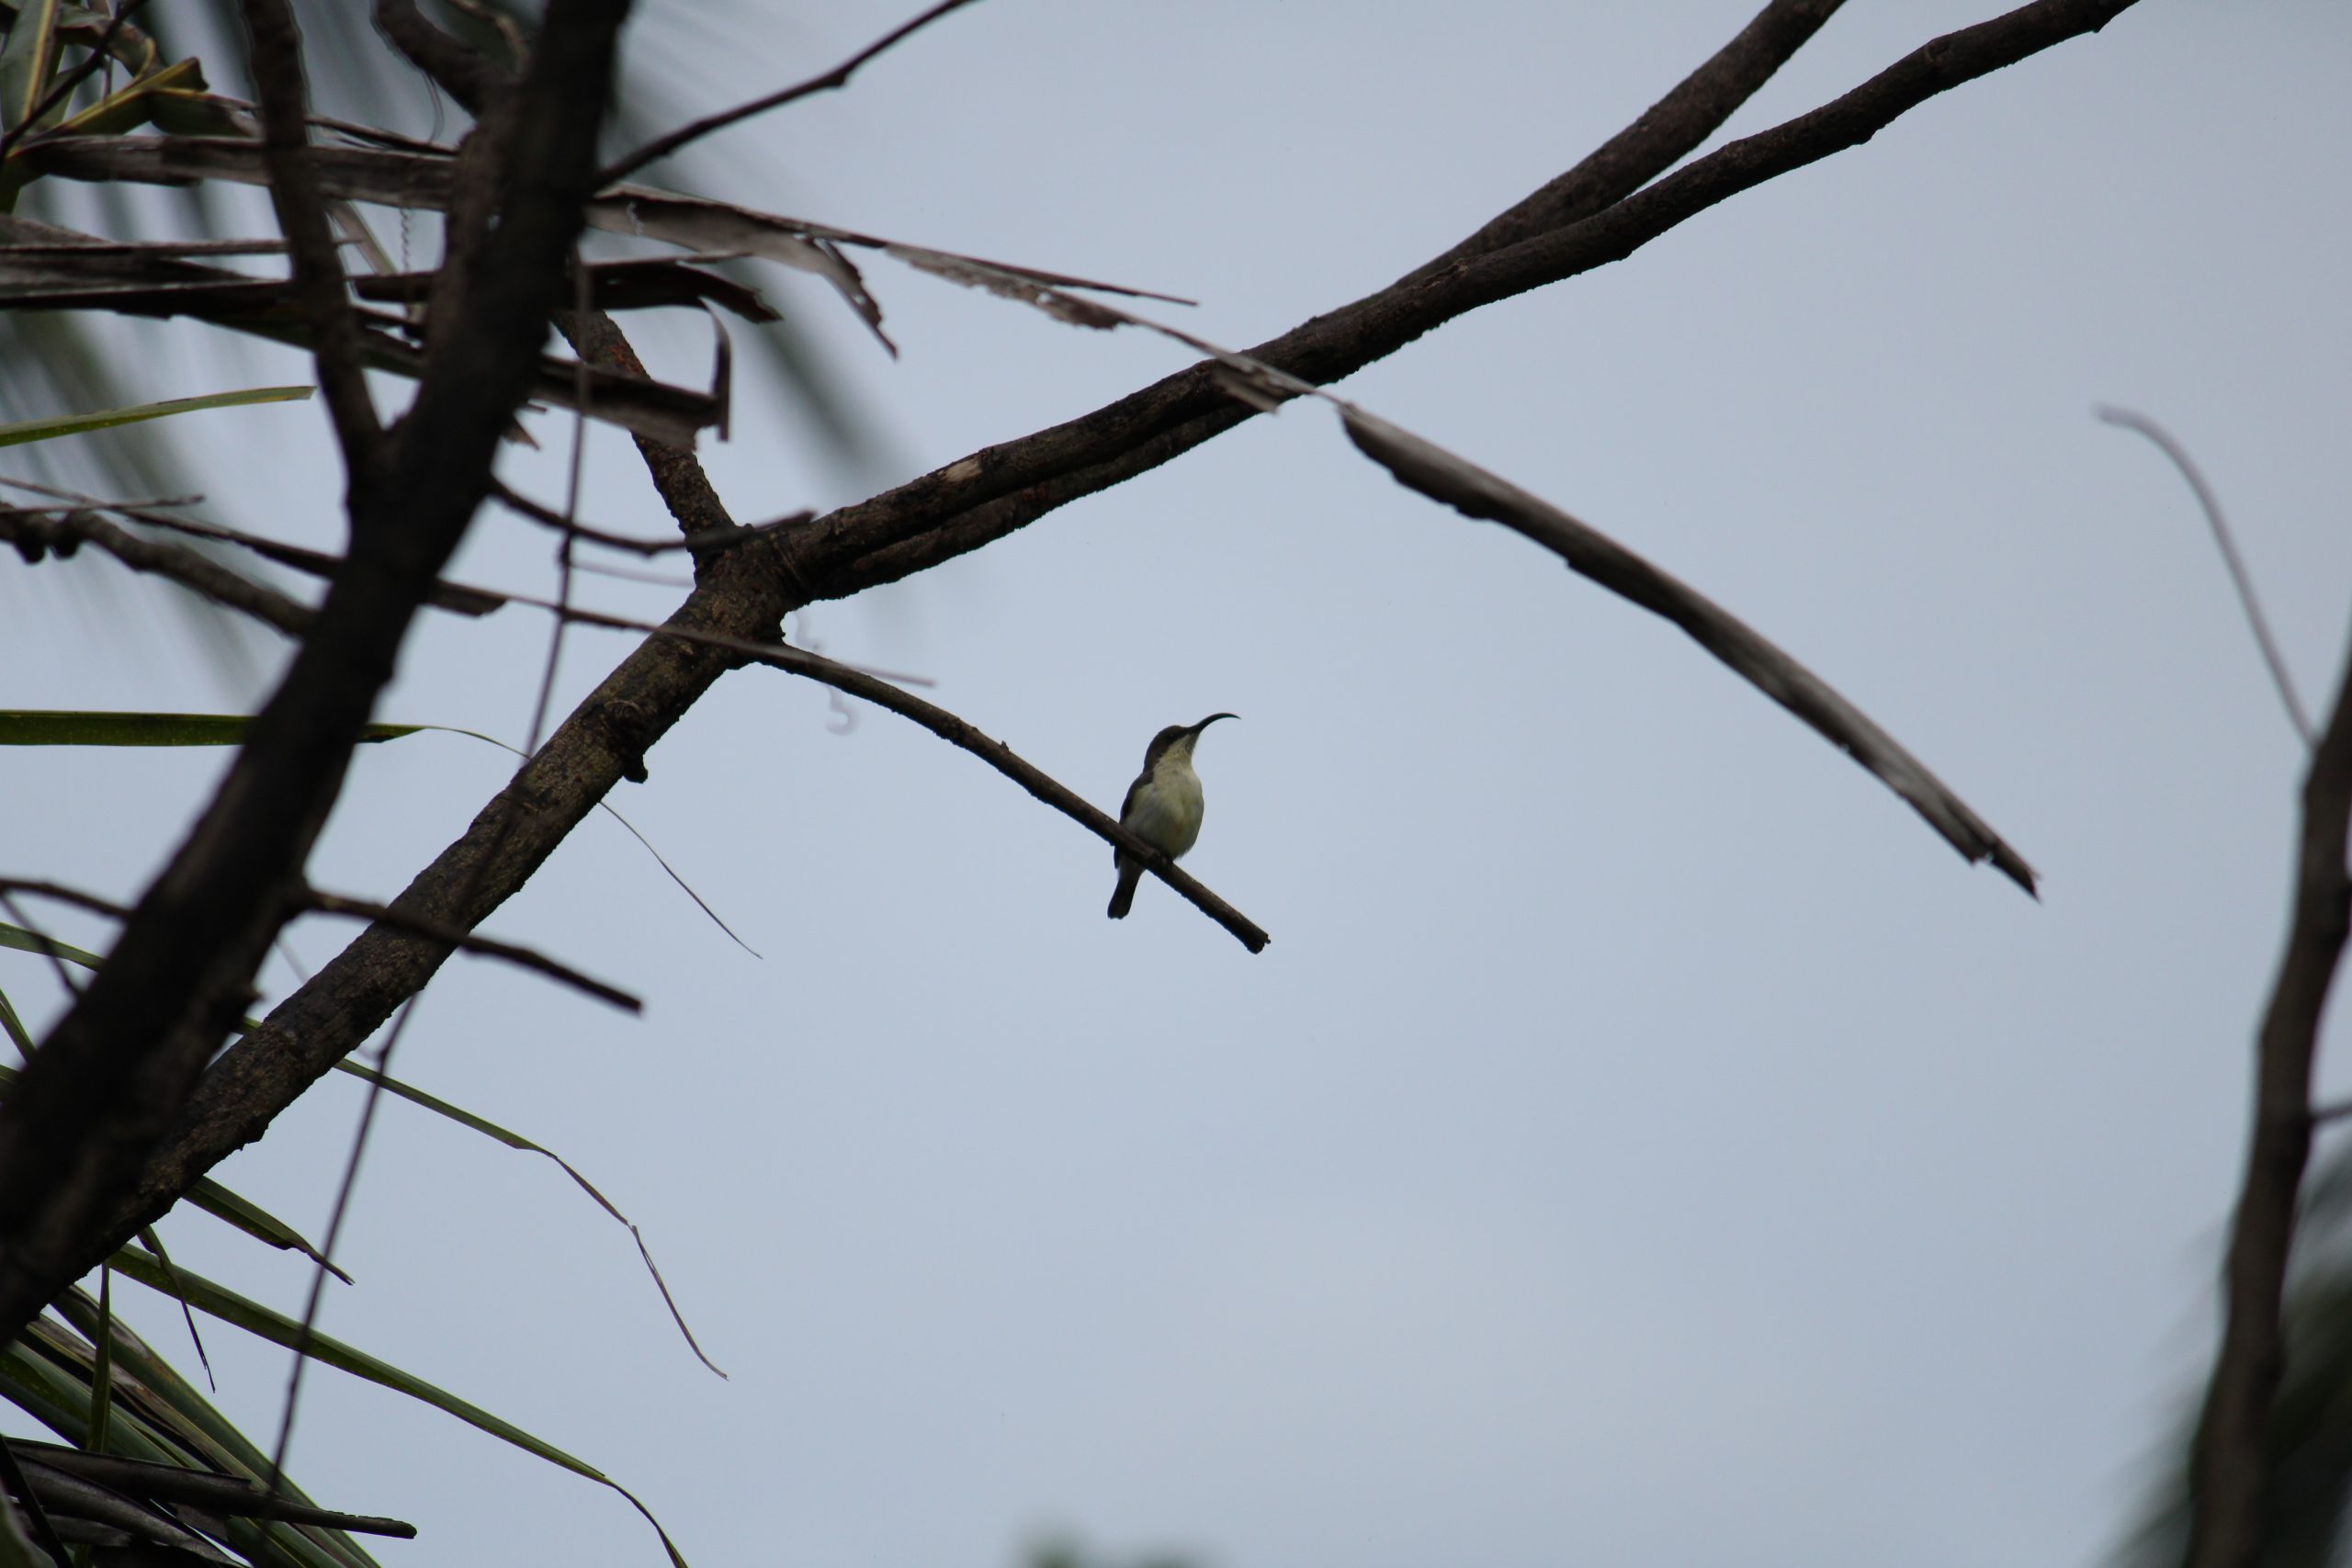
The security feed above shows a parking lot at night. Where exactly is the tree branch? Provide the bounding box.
[502,603,1270,951]
[300,889,641,1011]
[597,0,987,187]
[240,0,381,468]
[786,0,2142,604]
[492,477,808,558]
[2180,631,2352,1568]
[0,473,524,618]
[1340,408,2036,891]
[0,879,131,922]
[756,645,1269,952]
[0,0,638,1343]
[1411,0,1849,276]
[0,506,312,636]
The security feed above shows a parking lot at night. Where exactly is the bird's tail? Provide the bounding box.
[1107,856,1143,919]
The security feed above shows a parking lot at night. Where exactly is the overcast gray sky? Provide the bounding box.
[6,2,2352,1565]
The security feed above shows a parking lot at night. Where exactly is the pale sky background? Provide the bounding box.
[6,3,2352,1566]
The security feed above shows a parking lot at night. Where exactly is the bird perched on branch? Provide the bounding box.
[1107,713,1237,919]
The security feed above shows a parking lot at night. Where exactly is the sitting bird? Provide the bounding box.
[1107,713,1237,919]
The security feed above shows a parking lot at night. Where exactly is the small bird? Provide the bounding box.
[1107,713,1237,919]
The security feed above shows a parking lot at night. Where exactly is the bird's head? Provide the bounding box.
[1149,712,1238,764]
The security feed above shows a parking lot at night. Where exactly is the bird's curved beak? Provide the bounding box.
[1191,713,1238,734]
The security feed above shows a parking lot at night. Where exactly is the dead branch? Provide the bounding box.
[786,0,2143,602]
[1,505,310,635]
[599,0,988,186]
[300,889,640,1011]
[1340,408,2037,892]
[521,600,1271,952]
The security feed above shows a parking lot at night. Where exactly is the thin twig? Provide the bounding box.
[0,879,130,922]
[759,645,1270,952]
[490,595,1270,952]
[300,889,640,1012]
[0,507,312,636]
[2181,628,2352,1568]
[0,475,501,617]
[491,478,810,557]
[0,877,120,1017]
[2098,406,2312,745]
[597,0,985,186]
[265,993,422,1507]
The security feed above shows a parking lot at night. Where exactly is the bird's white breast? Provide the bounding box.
[1130,752,1205,858]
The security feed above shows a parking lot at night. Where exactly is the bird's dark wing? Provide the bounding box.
[1114,767,1150,863]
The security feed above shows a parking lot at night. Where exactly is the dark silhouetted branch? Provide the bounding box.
[791,0,2143,601]
[491,477,809,558]
[0,879,131,921]
[1414,0,1848,275]
[2182,630,2352,1568]
[0,505,312,636]
[511,601,1269,952]
[300,889,640,1012]
[1340,407,2036,892]
[241,0,381,468]
[598,0,987,186]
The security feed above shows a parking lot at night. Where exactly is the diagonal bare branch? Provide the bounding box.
[491,476,808,558]
[0,878,132,922]
[0,473,501,617]
[506,600,1271,952]
[792,0,2144,600]
[598,0,987,187]
[0,505,311,636]
[1340,408,2037,892]
[300,889,640,1012]
[760,647,1269,953]
[1416,0,1849,274]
